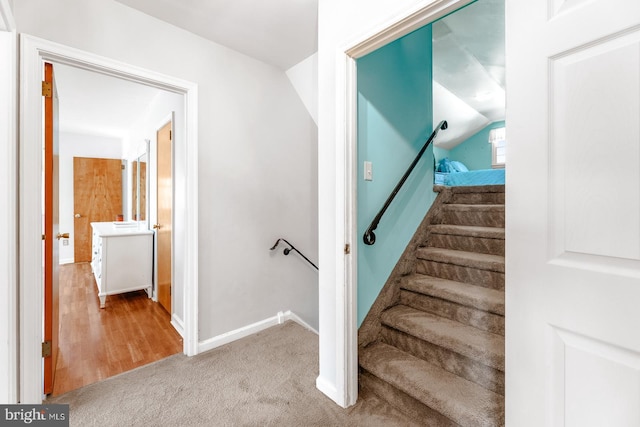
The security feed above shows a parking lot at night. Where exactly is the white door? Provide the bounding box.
[507,0,640,425]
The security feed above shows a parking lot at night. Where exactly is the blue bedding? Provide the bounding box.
[435,168,505,186]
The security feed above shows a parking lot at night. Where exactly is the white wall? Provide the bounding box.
[14,0,319,345]
[317,0,450,407]
[286,52,318,125]
[0,0,14,31]
[58,132,123,263]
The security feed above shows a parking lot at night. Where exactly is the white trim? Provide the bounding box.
[198,311,315,354]
[59,258,74,265]
[19,34,199,403]
[331,0,474,408]
[343,51,359,408]
[0,0,15,32]
[0,29,17,404]
[316,375,340,404]
[171,314,185,338]
[183,84,199,357]
[344,0,474,59]
[280,310,319,335]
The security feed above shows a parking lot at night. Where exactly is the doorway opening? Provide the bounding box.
[339,0,504,406]
[19,35,199,403]
[45,63,185,396]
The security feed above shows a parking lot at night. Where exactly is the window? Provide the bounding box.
[489,127,506,168]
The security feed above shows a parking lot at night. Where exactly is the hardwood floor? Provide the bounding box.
[52,262,183,396]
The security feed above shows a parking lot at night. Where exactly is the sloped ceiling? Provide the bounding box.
[433,0,505,148]
[114,0,318,70]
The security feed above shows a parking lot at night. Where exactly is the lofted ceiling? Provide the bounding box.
[114,0,318,70]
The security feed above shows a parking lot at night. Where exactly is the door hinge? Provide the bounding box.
[42,234,46,241]
[344,243,351,254]
[42,341,52,358]
[121,164,125,170]
[42,81,52,98]
[169,130,172,141]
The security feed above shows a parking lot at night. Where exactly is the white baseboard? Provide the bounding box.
[171,314,185,338]
[59,258,74,265]
[278,310,318,335]
[197,310,317,354]
[316,375,342,407]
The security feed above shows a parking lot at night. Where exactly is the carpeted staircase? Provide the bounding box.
[358,185,505,426]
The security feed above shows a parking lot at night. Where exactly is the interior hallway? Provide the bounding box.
[52,263,183,396]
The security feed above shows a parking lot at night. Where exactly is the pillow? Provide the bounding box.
[450,160,469,173]
[436,158,453,173]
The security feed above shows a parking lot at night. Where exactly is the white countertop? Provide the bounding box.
[91,221,154,237]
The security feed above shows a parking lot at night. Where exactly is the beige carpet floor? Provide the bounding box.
[48,321,421,426]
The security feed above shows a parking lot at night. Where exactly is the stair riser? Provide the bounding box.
[416,249,505,273]
[381,327,505,396]
[428,234,505,256]
[400,290,505,336]
[360,371,458,426]
[416,260,505,291]
[450,192,505,205]
[439,209,505,228]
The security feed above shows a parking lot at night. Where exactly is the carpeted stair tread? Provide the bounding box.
[450,192,505,205]
[359,372,458,426]
[442,204,505,212]
[416,247,505,273]
[401,274,504,316]
[429,224,505,240]
[360,342,504,427]
[439,204,505,228]
[381,305,504,371]
[445,185,505,194]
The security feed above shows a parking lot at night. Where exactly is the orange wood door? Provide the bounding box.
[156,122,172,314]
[73,157,123,262]
[44,62,61,395]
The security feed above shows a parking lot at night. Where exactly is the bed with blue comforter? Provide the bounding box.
[435,158,505,186]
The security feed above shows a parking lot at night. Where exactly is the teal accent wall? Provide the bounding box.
[448,121,506,170]
[357,25,435,326]
[433,146,450,163]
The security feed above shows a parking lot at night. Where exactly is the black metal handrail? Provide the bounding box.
[270,238,318,270]
[363,120,448,246]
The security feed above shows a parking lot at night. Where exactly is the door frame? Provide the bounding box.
[19,34,199,403]
[0,11,16,403]
[334,0,474,407]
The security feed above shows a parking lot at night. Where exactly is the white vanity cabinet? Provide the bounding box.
[90,222,153,308]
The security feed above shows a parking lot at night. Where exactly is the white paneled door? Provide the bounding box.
[507,0,640,425]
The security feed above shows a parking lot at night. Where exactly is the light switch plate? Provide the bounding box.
[364,161,373,181]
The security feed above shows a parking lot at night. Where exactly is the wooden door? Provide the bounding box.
[506,0,640,424]
[156,121,172,314]
[43,62,61,395]
[73,157,123,262]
